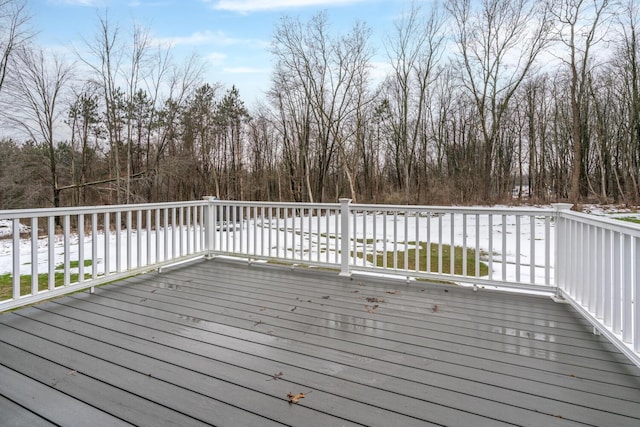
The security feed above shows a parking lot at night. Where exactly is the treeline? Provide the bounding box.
[0,0,639,210]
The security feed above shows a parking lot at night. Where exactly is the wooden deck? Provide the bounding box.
[1,258,639,427]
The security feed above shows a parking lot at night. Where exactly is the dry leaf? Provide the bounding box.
[287,392,306,404]
[385,290,398,295]
[366,297,385,303]
[67,370,77,376]
[267,371,283,381]
[365,304,380,313]
[432,304,439,313]
[321,295,330,299]
[351,290,359,293]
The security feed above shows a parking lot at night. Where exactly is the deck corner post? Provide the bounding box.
[203,196,217,260]
[339,198,352,277]
[551,203,572,300]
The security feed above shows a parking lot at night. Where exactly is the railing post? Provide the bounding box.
[551,203,573,302]
[203,196,216,260]
[339,198,352,277]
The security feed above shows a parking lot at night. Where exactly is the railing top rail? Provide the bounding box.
[351,203,555,216]
[207,200,341,209]
[560,210,640,236]
[0,200,209,220]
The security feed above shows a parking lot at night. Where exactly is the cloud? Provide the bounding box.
[222,67,270,74]
[207,0,368,13]
[369,61,392,84]
[128,1,170,6]
[49,0,105,5]
[206,52,228,66]
[155,30,269,49]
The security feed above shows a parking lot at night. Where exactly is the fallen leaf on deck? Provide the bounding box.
[67,370,77,376]
[150,289,157,293]
[267,371,283,381]
[366,297,385,303]
[351,290,359,293]
[385,290,398,295]
[253,320,263,327]
[287,392,307,404]
[365,304,380,313]
[321,296,330,299]
[432,304,439,313]
[290,306,297,312]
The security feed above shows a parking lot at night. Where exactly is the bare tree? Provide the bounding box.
[67,83,101,205]
[551,0,611,204]
[0,0,31,96]
[446,0,551,200]
[614,0,640,201]
[271,12,373,202]
[77,12,125,204]
[268,64,314,202]
[384,2,446,203]
[123,22,152,203]
[4,46,73,208]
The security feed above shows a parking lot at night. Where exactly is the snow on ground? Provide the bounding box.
[0,226,192,278]
[582,204,640,222]
[0,219,30,238]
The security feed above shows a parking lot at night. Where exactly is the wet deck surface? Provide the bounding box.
[1,258,639,426]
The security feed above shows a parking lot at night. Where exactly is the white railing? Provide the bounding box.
[346,201,556,291]
[555,209,640,367]
[203,199,556,293]
[203,198,343,267]
[1,199,638,367]
[0,201,208,311]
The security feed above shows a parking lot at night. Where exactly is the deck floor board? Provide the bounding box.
[1,258,639,426]
[127,268,627,362]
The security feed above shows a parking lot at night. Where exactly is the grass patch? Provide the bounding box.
[355,237,378,245]
[55,259,93,270]
[0,272,92,301]
[364,242,489,277]
[615,216,640,225]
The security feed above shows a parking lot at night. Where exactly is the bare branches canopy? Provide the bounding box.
[1,1,639,209]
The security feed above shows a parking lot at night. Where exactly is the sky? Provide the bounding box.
[30,0,418,106]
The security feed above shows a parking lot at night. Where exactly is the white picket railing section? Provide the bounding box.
[555,209,640,367]
[1,201,209,311]
[0,199,638,367]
